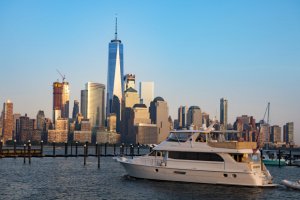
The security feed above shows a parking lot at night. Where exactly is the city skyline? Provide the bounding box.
[0,1,299,143]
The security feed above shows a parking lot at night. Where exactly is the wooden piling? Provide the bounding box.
[289,150,292,166]
[97,144,100,169]
[65,142,68,157]
[113,144,116,156]
[137,145,140,155]
[53,141,56,157]
[95,142,98,155]
[75,142,78,157]
[104,143,107,156]
[278,149,281,167]
[40,140,44,156]
[84,144,87,166]
[85,141,88,156]
[13,139,16,156]
[23,144,26,164]
[28,142,31,164]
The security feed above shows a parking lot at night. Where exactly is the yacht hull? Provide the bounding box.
[118,157,277,187]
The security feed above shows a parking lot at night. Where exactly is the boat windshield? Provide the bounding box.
[166,132,192,142]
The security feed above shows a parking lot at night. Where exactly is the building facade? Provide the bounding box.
[2,100,13,143]
[186,106,202,130]
[220,98,228,130]
[177,106,186,129]
[139,82,154,108]
[106,17,124,133]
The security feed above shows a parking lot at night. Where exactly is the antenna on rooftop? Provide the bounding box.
[115,14,118,40]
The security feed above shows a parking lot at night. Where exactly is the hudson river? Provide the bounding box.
[1,155,300,199]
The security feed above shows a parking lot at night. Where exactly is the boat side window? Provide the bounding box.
[230,154,244,162]
[167,132,192,142]
[168,151,224,162]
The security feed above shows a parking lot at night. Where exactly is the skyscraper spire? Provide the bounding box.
[115,16,118,40]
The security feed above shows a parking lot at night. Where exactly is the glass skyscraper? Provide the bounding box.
[106,17,124,132]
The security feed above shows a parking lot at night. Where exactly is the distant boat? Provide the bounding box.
[262,151,286,166]
[281,179,300,190]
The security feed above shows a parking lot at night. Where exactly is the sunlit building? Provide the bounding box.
[1,100,13,143]
[220,98,228,130]
[106,17,124,133]
[139,82,154,108]
[186,106,202,129]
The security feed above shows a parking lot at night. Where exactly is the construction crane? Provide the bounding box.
[56,69,66,82]
[262,102,270,125]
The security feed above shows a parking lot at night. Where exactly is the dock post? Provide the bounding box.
[278,149,281,167]
[53,141,56,157]
[84,144,87,166]
[97,144,100,169]
[113,144,116,156]
[75,141,78,157]
[289,150,292,166]
[137,145,140,156]
[95,142,98,155]
[130,144,133,158]
[23,144,26,164]
[65,142,68,157]
[13,139,16,157]
[28,141,31,164]
[104,143,107,156]
[85,141,88,156]
[40,140,43,157]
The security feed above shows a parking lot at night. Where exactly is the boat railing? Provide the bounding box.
[208,141,257,149]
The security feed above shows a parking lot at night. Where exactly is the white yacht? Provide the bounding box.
[117,128,277,187]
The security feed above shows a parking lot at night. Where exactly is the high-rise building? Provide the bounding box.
[149,97,170,143]
[139,82,154,108]
[220,98,228,130]
[124,74,136,91]
[72,100,79,120]
[202,112,210,128]
[36,110,45,131]
[186,106,202,130]
[2,100,13,143]
[81,82,105,129]
[270,125,281,143]
[283,122,294,144]
[106,17,124,133]
[13,113,21,140]
[177,106,186,129]
[52,81,70,122]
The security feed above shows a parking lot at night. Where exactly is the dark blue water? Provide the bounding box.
[1,155,300,200]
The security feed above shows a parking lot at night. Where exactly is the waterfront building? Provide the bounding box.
[96,129,120,144]
[186,106,202,130]
[1,100,13,143]
[72,100,79,120]
[177,106,186,129]
[283,122,294,145]
[74,119,92,143]
[220,98,228,130]
[139,82,154,108]
[149,97,170,143]
[48,118,68,143]
[258,123,270,147]
[270,125,281,143]
[81,82,106,129]
[36,110,45,131]
[124,74,136,91]
[106,17,124,133]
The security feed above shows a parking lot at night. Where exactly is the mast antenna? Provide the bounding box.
[115,14,118,40]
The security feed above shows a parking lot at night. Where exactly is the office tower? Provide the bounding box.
[149,97,170,143]
[72,100,79,120]
[139,82,154,108]
[81,82,105,129]
[220,98,228,130]
[81,89,88,118]
[202,112,210,128]
[124,74,136,90]
[36,110,45,131]
[177,106,186,129]
[2,100,13,143]
[13,113,21,140]
[234,115,257,142]
[283,122,294,144]
[106,17,124,133]
[186,106,202,130]
[52,81,70,123]
[270,125,281,143]
[61,81,70,118]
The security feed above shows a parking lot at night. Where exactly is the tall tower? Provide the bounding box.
[72,100,79,120]
[187,106,202,130]
[82,82,106,129]
[139,82,154,108]
[106,17,124,132]
[220,98,228,130]
[61,82,70,118]
[178,106,186,129]
[2,100,13,143]
[53,82,63,123]
[36,110,45,131]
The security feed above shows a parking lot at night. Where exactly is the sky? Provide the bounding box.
[0,0,299,144]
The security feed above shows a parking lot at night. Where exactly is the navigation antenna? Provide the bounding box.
[115,15,118,40]
[56,69,66,82]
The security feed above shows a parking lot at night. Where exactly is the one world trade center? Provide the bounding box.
[106,17,124,132]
